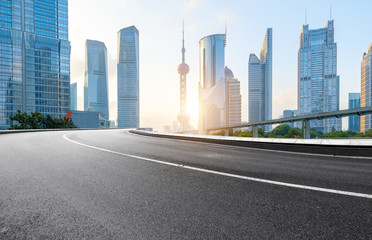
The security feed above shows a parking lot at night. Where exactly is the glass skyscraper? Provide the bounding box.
[84,40,109,119]
[298,20,341,133]
[198,34,226,134]
[0,0,70,130]
[348,93,360,131]
[248,28,272,131]
[361,44,372,133]
[117,26,139,128]
[70,82,77,110]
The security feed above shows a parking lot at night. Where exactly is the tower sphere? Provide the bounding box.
[177,62,189,75]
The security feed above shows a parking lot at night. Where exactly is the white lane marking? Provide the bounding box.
[63,133,372,199]
[129,131,372,160]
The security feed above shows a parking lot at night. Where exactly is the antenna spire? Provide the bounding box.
[181,19,185,63]
[224,19,227,47]
[330,4,332,20]
[305,8,307,24]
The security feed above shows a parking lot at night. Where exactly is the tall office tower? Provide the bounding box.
[248,28,272,131]
[0,0,70,130]
[348,93,360,131]
[177,25,190,132]
[198,34,226,134]
[298,20,341,133]
[70,82,77,110]
[117,26,139,128]
[361,44,372,133]
[84,40,109,119]
[225,67,241,126]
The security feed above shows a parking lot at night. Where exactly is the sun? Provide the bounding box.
[186,99,199,126]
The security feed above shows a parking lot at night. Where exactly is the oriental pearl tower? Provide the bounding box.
[177,24,191,132]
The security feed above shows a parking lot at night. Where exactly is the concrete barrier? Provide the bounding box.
[130,130,372,158]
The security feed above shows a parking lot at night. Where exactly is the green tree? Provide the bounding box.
[269,124,291,138]
[285,127,302,138]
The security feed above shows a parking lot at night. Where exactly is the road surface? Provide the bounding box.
[0,129,371,239]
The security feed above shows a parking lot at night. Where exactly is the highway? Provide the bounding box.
[0,129,371,239]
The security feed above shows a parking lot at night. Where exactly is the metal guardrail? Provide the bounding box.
[204,106,372,139]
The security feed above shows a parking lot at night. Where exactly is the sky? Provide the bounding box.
[69,0,372,131]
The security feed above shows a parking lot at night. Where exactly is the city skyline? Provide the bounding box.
[69,0,372,131]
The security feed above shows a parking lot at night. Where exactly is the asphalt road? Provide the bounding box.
[0,129,371,239]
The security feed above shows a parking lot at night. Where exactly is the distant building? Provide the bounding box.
[172,121,179,132]
[70,110,110,129]
[163,125,171,133]
[117,26,139,128]
[248,28,272,131]
[361,44,372,132]
[225,67,241,126]
[298,20,341,133]
[84,40,109,119]
[0,0,70,130]
[199,34,226,134]
[283,110,296,128]
[348,93,360,131]
[70,83,77,111]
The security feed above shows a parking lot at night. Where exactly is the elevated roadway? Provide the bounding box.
[0,129,371,239]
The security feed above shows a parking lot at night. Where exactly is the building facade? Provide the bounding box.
[198,34,226,134]
[84,40,109,119]
[298,20,341,133]
[117,26,139,128]
[70,82,77,110]
[248,28,272,131]
[70,110,110,129]
[225,67,241,126]
[283,109,296,128]
[361,44,372,133]
[348,93,360,132]
[0,0,70,130]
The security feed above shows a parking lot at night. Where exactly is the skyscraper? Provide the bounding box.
[225,67,241,126]
[0,0,70,130]
[361,44,372,133]
[70,82,77,111]
[348,93,360,131]
[84,40,109,119]
[248,28,272,131]
[198,34,226,134]
[298,20,341,133]
[117,26,139,128]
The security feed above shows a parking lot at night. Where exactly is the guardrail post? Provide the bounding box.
[224,128,229,136]
[302,119,310,139]
[252,126,258,138]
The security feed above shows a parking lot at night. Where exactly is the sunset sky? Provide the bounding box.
[69,0,372,131]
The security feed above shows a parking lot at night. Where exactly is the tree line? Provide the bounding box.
[8,110,76,129]
[213,124,372,139]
